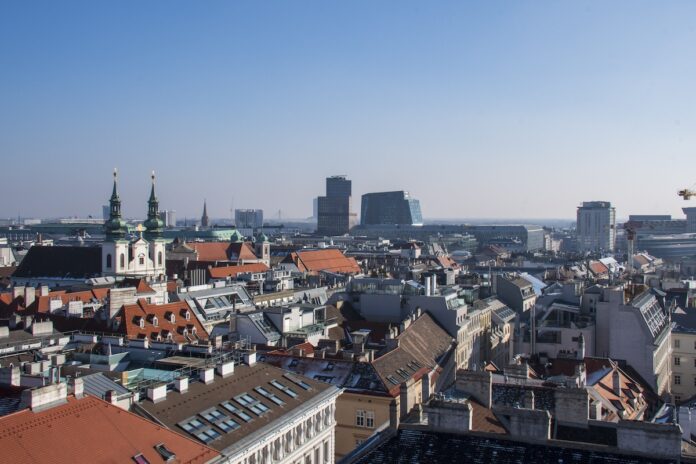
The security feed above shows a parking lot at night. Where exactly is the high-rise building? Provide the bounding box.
[102,205,110,221]
[235,209,264,229]
[159,210,176,228]
[317,175,356,235]
[685,207,696,233]
[576,201,616,252]
[360,191,423,226]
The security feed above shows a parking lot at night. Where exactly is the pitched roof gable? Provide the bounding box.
[119,299,209,343]
[287,249,361,274]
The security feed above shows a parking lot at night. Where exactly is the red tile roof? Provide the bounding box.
[0,395,219,464]
[589,261,609,276]
[185,242,259,263]
[287,249,361,275]
[228,242,258,261]
[208,263,269,279]
[119,299,209,343]
[186,242,232,261]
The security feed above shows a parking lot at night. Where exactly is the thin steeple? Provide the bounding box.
[104,168,127,239]
[144,170,163,238]
[201,200,209,228]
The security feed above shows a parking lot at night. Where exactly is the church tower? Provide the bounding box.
[201,200,210,228]
[102,169,130,276]
[255,232,270,267]
[144,171,166,278]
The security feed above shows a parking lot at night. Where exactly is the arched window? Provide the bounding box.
[105,254,112,269]
[119,253,125,269]
[158,251,163,266]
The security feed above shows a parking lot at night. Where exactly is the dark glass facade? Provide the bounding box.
[360,191,423,226]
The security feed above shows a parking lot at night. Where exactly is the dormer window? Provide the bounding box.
[152,316,158,327]
[185,311,191,321]
[166,312,175,324]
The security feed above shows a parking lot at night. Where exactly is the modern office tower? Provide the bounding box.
[102,205,110,221]
[159,210,176,228]
[317,175,355,235]
[360,190,423,226]
[576,201,616,252]
[685,207,696,233]
[235,209,264,229]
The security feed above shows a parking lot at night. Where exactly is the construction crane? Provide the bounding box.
[679,184,696,200]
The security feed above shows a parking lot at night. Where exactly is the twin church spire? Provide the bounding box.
[105,169,163,240]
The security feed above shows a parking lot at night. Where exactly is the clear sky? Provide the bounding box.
[2,1,696,221]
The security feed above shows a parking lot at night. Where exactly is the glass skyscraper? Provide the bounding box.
[360,191,423,226]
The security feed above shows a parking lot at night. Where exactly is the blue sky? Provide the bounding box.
[1,1,696,221]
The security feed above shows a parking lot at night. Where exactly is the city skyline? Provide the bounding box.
[2,1,696,219]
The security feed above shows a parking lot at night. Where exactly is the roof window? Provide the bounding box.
[154,444,176,462]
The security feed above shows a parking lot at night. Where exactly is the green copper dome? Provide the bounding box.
[229,229,244,243]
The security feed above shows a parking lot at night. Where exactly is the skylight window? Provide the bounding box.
[221,401,254,422]
[201,409,226,423]
[283,373,312,391]
[255,386,285,406]
[154,444,176,462]
[132,454,150,464]
[270,380,298,398]
[387,375,400,385]
[179,418,206,434]
[195,428,221,444]
[235,393,270,415]
[200,407,240,434]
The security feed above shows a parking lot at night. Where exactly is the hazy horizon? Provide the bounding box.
[2,2,696,220]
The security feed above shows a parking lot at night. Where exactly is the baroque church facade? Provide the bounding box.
[101,170,167,281]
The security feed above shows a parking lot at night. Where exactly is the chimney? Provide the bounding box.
[523,389,535,409]
[71,377,84,398]
[24,287,36,308]
[425,277,431,297]
[431,275,437,294]
[20,383,68,411]
[174,376,189,393]
[217,360,235,378]
[199,367,215,384]
[244,351,257,367]
[12,286,25,301]
[0,367,20,386]
[612,369,621,396]
[147,383,168,403]
[39,285,50,297]
[577,333,585,360]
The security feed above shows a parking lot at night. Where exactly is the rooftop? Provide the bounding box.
[137,362,335,453]
[0,395,219,464]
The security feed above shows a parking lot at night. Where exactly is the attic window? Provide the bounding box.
[185,311,191,321]
[132,454,150,464]
[152,316,158,327]
[154,444,176,462]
